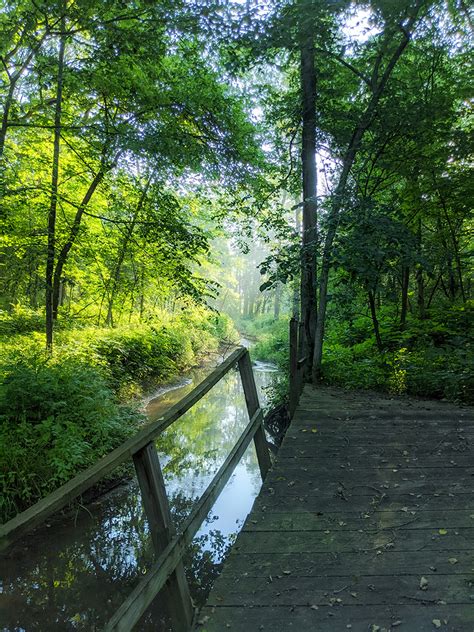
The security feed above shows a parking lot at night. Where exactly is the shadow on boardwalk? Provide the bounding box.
[197,385,474,631]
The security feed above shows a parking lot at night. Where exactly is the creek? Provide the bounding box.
[0,354,281,631]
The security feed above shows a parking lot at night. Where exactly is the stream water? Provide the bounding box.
[0,355,280,631]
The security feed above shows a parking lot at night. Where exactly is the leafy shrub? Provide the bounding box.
[0,306,240,520]
[0,305,45,336]
[93,326,186,396]
[321,342,474,404]
[0,352,141,522]
[251,317,289,369]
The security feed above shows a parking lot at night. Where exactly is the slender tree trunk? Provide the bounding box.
[300,33,318,378]
[312,7,421,379]
[293,203,302,318]
[416,218,425,318]
[45,14,66,350]
[105,178,150,325]
[51,158,115,319]
[400,265,410,328]
[0,82,16,162]
[139,267,145,321]
[368,289,383,351]
[274,283,281,319]
[438,190,466,302]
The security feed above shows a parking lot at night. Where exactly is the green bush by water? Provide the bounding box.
[0,308,238,522]
[0,353,141,522]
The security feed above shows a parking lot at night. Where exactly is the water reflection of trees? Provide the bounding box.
[0,371,268,631]
[1,489,234,631]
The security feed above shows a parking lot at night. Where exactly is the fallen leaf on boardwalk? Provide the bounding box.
[401,507,409,513]
[392,621,402,627]
[309,604,318,610]
[282,570,291,575]
[448,557,458,565]
[420,576,429,590]
[432,620,442,629]
[311,428,318,433]
[370,626,380,632]
[438,529,448,535]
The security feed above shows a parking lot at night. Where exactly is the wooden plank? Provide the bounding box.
[238,351,272,479]
[259,480,474,499]
[197,604,474,631]
[253,493,474,513]
[278,444,472,459]
[231,528,474,555]
[269,461,474,478]
[284,437,471,447]
[217,549,474,578]
[104,408,263,631]
[0,347,246,551]
[241,509,474,532]
[276,454,474,468]
[292,408,474,419]
[207,573,474,607]
[287,424,474,435]
[133,443,193,632]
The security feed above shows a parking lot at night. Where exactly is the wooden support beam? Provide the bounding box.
[133,443,193,632]
[238,351,272,479]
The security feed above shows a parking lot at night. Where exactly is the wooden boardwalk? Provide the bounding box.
[197,385,474,631]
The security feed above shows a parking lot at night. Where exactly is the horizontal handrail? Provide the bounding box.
[0,347,247,552]
[105,407,263,631]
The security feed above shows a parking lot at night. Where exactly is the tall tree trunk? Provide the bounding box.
[293,203,302,318]
[400,265,410,328]
[0,43,41,161]
[274,283,281,319]
[300,32,318,378]
[312,7,421,379]
[51,156,116,319]
[45,13,66,350]
[105,177,151,326]
[139,266,145,322]
[0,82,16,162]
[368,289,383,351]
[437,186,466,302]
[416,218,425,318]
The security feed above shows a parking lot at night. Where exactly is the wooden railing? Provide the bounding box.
[289,317,307,418]
[0,347,272,632]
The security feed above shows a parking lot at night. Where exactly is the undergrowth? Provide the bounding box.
[0,307,238,522]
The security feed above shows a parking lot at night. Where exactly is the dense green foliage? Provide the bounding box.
[0,308,237,521]
[0,352,140,521]
[323,307,473,402]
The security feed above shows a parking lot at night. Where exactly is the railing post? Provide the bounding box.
[289,317,298,418]
[133,442,193,632]
[298,320,305,394]
[238,350,272,479]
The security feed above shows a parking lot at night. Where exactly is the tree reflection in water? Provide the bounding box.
[0,366,277,631]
